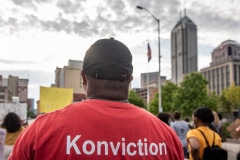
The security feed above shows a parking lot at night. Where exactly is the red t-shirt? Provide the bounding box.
[9,99,184,160]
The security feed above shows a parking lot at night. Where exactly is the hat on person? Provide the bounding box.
[83,38,133,82]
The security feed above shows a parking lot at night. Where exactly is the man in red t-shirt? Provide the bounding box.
[9,38,184,160]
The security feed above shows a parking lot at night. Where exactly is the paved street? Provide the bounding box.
[184,141,239,160]
[222,142,240,160]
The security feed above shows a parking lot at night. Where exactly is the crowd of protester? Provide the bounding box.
[156,108,227,160]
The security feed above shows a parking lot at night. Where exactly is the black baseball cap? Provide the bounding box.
[83,38,133,82]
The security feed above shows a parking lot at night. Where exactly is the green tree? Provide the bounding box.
[149,81,179,115]
[149,93,159,115]
[149,72,219,116]
[161,81,179,112]
[218,89,232,113]
[204,92,218,111]
[218,83,240,117]
[128,90,147,109]
[27,110,36,119]
[225,83,240,110]
[173,72,210,116]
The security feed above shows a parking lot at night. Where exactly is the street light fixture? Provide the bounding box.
[136,5,162,112]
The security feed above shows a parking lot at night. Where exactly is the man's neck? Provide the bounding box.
[87,96,129,103]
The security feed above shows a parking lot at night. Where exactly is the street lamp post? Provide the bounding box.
[136,5,162,112]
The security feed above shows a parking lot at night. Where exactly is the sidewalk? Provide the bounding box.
[184,140,240,160]
[222,139,240,160]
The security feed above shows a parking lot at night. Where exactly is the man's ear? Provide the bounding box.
[81,70,87,84]
[128,75,133,82]
[194,117,198,124]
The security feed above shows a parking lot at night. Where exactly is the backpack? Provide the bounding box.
[198,129,227,160]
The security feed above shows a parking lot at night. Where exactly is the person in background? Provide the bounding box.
[171,111,190,159]
[187,107,222,160]
[156,112,172,126]
[207,111,226,142]
[9,38,184,160]
[0,112,25,145]
[212,111,226,142]
[184,117,193,129]
[1,112,25,159]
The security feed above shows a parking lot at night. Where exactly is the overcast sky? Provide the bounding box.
[0,0,239,103]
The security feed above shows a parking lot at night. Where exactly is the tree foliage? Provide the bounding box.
[218,89,232,113]
[128,90,147,109]
[224,83,240,110]
[204,92,218,111]
[161,81,179,112]
[149,81,179,115]
[173,72,211,116]
[149,93,159,115]
[218,83,240,115]
[148,72,218,116]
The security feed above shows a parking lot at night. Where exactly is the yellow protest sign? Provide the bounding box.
[40,86,73,113]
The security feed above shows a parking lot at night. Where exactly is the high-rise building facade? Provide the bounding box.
[8,75,18,96]
[0,75,28,103]
[141,72,166,88]
[55,60,86,102]
[136,72,166,104]
[201,40,240,95]
[0,75,12,103]
[171,11,198,84]
[17,78,28,103]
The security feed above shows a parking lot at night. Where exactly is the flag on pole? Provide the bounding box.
[147,42,152,62]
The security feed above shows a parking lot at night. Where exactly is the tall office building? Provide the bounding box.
[55,60,86,102]
[134,72,166,104]
[171,10,198,84]
[141,72,166,88]
[201,40,240,95]
[8,75,18,96]
[17,78,29,103]
[0,75,28,103]
[0,75,12,103]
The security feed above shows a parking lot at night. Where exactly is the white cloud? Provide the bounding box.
[0,0,239,103]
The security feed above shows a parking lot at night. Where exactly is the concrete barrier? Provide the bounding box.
[222,142,240,154]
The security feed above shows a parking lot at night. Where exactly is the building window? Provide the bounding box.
[212,69,215,90]
[239,65,240,85]
[221,66,224,90]
[208,71,211,80]
[234,64,237,84]
[228,46,232,56]
[226,65,230,87]
[222,82,224,90]
[217,68,219,93]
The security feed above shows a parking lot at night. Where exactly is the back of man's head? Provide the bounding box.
[173,111,181,120]
[82,38,133,100]
[83,38,133,82]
